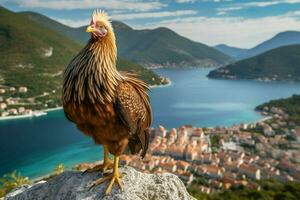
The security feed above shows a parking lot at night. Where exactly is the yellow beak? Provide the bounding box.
[86,25,95,33]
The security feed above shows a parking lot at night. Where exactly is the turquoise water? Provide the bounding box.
[1,68,300,178]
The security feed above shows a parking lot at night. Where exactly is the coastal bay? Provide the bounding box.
[0,68,300,178]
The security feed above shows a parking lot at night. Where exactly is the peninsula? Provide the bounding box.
[208,45,300,82]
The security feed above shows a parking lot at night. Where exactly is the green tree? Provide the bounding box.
[0,171,30,197]
[54,164,65,175]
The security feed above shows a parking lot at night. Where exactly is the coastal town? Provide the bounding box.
[0,85,58,119]
[2,83,299,195]
[114,106,300,194]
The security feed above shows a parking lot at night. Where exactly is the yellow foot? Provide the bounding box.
[82,160,113,174]
[89,172,123,195]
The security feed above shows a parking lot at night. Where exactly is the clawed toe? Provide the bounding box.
[105,174,123,194]
[88,172,123,194]
[88,174,111,191]
[82,160,113,175]
[88,156,123,195]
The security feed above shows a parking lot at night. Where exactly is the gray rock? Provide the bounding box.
[5,166,195,200]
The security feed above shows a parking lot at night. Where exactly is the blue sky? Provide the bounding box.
[1,0,300,48]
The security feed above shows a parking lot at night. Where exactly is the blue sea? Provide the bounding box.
[1,68,300,178]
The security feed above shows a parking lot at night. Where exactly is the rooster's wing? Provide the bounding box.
[114,73,152,158]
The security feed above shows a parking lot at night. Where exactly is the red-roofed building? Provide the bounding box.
[176,161,190,172]
[239,164,261,180]
[205,166,223,179]
[178,172,194,185]
[159,162,177,173]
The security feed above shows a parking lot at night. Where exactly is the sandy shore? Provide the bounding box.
[45,107,63,112]
[0,113,35,121]
[0,107,63,121]
[256,116,273,123]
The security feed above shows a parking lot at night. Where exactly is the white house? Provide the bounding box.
[19,86,28,93]
[0,102,7,110]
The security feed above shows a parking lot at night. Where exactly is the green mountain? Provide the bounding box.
[20,11,232,68]
[0,7,166,111]
[20,11,87,44]
[208,45,300,82]
[0,6,79,99]
[113,24,232,68]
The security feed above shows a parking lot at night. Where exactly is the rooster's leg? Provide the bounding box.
[89,156,123,194]
[104,156,123,194]
[83,145,113,173]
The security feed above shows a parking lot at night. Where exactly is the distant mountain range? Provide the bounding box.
[214,44,247,60]
[215,31,300,60]
[21,11,232,68]
[208,45,300,82]
[0,6,165,107]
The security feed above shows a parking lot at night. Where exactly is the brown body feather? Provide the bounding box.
[62,24,152,157]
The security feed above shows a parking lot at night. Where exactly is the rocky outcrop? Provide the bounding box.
[5,166,195,200]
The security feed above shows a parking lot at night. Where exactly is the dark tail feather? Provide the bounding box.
[140,130,149,158]
[128,138,140,155]
[128,129,149,159]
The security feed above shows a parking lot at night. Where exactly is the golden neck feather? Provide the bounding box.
[63,30,123,104]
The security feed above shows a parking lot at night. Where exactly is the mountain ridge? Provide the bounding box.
[215,31,300,60]
[20,11,232,68]
[214,44,248,60]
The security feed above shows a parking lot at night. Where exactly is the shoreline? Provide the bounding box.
[150,79,172,89]
[0,113,36,121]
[256,115,272,123]
[44,107,63,112]
[0,107,63,121]
[20,113,273,181]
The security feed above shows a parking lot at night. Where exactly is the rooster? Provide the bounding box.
[62,10,152,194]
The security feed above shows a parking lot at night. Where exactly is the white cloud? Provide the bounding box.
[218,0,300,14]
[111,10,198,20]
[55,9,300,48]
[54,18,90,27]
[243,1,280,7]
[55,10,198,27]
[175,0,195,3]
[5,0,166,11]
[198,0,233,2]
[286,10,300,17]
[217,6,243,13]
[137,14,300,48]
[283,0,300,3]
[216,11,226,16]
